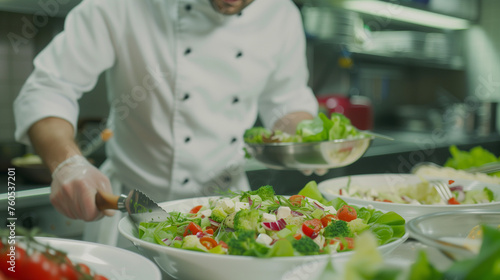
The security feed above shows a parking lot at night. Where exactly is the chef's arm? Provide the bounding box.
[272,111,314,135]
[28,116,113,221]
[28,117,82,172]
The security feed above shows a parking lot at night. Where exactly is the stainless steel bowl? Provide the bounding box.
[245,136,374,170]
[406,210,500,261]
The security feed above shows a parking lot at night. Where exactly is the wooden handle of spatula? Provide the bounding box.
[95,191,120,211]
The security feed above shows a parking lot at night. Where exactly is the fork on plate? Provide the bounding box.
[429,180,453,203]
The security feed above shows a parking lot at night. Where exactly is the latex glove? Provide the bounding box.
[50,155,114,221]
[301,169,329,176]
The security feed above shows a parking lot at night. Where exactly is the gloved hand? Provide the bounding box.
[301,169,328,176]
[50,155,114,221]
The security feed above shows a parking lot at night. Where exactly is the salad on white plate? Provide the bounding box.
[137,181,407,257]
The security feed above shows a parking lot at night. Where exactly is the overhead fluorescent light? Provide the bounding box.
[337,0,470,30]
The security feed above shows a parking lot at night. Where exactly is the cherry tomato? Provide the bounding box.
[77,263,92,276]
[183,222,203,236]
[189,205,203,214]
[199,237,218,250]
[27,252,62,280]
[218,241,228,249]
[289,195,305,206]
[59,261,79,280]
[320,214,338,227]
[301,219,322,238]
[337,205,357,222]
[0,245,29,280]
[330,237,355,251]
[448,197,460,205]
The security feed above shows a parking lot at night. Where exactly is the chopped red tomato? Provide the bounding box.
[320,214,338,227]
[448,197,460,205]
[200,236,218,250]
[293,233,302,240]
[337,205,357,222]
[448,180,455,185]
[289,195,305,206]
[218,241,229,249]
[301,219,322,238]
[205,228,214,235]
[330,237,355,251]
[183,222,203,236]
[189,205,203,214]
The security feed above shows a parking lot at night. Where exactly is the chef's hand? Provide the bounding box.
[301,169,328,176]
[50,155,114,221]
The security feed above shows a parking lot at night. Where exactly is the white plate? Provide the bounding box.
[318,173,500,222]
[118,196,409,280]
[34,237,162,280]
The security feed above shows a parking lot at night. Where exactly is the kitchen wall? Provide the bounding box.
[464,0,500,130]
[0,11,108,146]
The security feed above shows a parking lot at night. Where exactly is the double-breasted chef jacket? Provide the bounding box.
[14,0,318,202]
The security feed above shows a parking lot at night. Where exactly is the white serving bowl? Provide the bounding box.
[318,173,500,222]
[118,196,409,280]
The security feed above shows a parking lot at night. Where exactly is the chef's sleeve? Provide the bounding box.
[257,5,318,130]
[13,0,117,145]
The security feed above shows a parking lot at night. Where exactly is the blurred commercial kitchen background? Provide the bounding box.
[0,0,499,238]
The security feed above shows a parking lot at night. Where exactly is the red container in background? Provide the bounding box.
[317,94,373,130]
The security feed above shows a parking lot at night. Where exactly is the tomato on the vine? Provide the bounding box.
[27,252,63,280]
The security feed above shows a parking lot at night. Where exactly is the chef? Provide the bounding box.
[13,0,318,246]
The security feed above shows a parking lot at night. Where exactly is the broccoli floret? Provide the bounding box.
[255,185,276,201]
[292,236,320,255]
[241,185,276,202]
[227,230,270,256]
[324,220,351,238]
[210,207,227,223]
[233,209,261,231]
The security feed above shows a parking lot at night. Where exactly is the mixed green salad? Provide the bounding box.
[337,178,495,205]
[244,112,368,144]
[138,181,406,257]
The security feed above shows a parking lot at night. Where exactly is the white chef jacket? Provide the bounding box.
[14,0,318,202]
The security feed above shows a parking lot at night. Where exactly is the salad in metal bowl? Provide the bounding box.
[137,181,406,257]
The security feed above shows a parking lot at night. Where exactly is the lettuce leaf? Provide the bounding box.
[444,145,500,177]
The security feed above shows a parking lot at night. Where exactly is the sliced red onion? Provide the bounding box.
[196,232,205,238]
[450,186,463,192]
[255,204,262,209]
[162,238,172,246]
[248,196,253,206]
[262,218,287,231]
[313,201,324,210]
[174,236,182,241]
[401,195,412,202]
[209,218,221,227]
[291,210,304,216]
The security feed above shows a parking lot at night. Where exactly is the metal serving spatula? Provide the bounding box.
[95,189,170,225]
